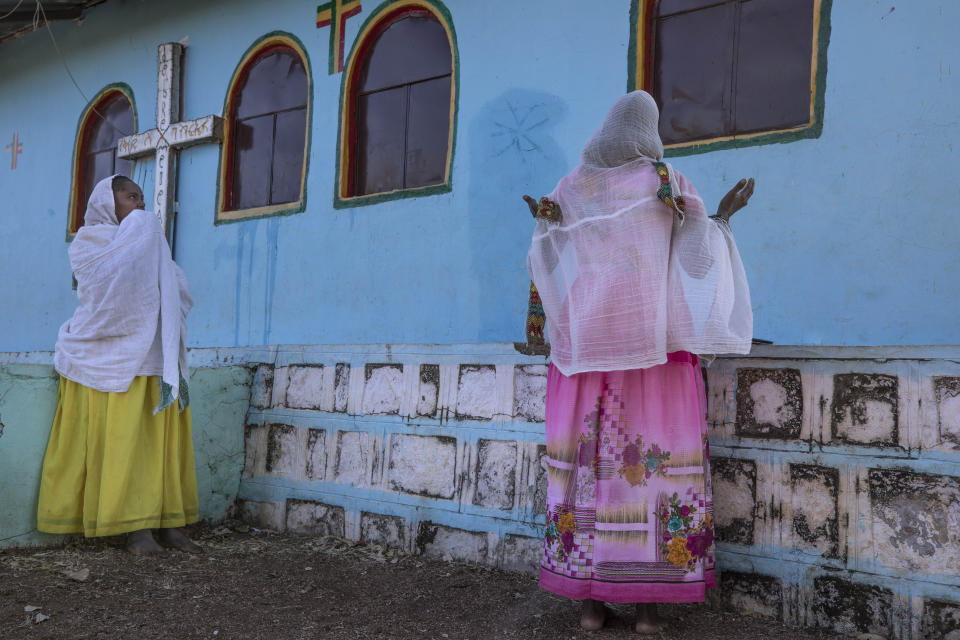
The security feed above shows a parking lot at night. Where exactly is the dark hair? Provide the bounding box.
[111,175,137,193]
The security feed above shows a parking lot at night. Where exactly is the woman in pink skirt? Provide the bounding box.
[524,91,755,633]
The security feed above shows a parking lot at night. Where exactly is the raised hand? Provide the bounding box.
[522,194,539,218]
[523,195,563,223]
[716,178,755,222]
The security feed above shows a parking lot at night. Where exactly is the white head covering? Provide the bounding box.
[580,90,664,167]
[83,174,121,226]
[526,92,753,375]
[55,177,193,412]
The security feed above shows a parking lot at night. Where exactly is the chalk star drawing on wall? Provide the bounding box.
[6,132,23,169]
[316,0,362,74]
[491,102,550,160]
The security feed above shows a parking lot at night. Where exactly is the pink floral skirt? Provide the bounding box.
[539,353,716,603]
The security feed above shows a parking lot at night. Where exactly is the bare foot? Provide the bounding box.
[157,527,203,554]
[126,529,168,557]
[580,598,606,631]
[635,603,666,634]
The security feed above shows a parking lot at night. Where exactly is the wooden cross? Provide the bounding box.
[5,132,22,170]
[316,0,362,74]
[117,43,223,241]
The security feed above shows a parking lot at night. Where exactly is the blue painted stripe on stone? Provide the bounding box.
[710,438,960,476]
[238,476,545,537]
[718,547,960,597]
[245,408,546,442]
[272,343,549,367]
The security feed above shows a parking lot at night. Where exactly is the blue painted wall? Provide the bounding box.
[0,0,957,351]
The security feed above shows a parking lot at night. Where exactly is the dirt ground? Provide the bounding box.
[1,523,835,640]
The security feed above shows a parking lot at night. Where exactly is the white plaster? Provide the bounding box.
[792,474,836,555]
[243,423,265,478]
[474,440,517,510]
[456,365,497,420]
[285,365,326,410]
[285,500,345,536]
[250,364,273,409]
[362,365,403,415]
[416,367,439,417]
[835,399,896,443]
[388,434,457,499]
[497,535,541,575]
[750,378,795,429]
[334,431,371,487]
[333,363,350,412]
[306,429,327,481]
[271,366,290,408]
[513,365,547,422]
[237,499,285,532]
[360,512,408,550]
[938,393,960,444]
[420,525,488,563]
[713,475,755,530]
[266,424,302,479]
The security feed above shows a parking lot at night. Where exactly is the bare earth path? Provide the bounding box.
[1,524,834,639]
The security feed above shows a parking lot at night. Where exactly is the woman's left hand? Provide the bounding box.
[716,178,755,221]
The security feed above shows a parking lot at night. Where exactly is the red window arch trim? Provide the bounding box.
[335,0,459,207]
[67,84,137,238]
[216,32,313,224]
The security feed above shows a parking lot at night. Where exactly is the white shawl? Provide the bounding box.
[55,175,192,412]
[527,92,752,375]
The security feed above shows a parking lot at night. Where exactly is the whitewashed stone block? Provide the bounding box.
[236,499,285,532]
[473,439,517,510]
[243,423,264,477]
[735,368,802,439]
[717,572,783,620]
[513,365,547,422]
[811,575,896,638]
[250,364,273,409]
[789,464,839,558]
[417,364,440,417]
[306,429,327,481]
[333,363,350,413]
[265,423,300,477]
[456,364,496,420]
[498,535,541,574]
[831,374,899,447]
[284,365,326,410]
[388,434,457,499]
[285,499,345,536]
[868,468,960,575]
[712,457,757,545]
[416,522,488,563]
[334,430,372,487]
[935,377,960,448]
[362,364,403,415]
[360,512,408,550]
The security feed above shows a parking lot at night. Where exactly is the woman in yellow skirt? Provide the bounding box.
[38,175,200,556]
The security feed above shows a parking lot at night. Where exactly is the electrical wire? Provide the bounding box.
[0,0,27,21]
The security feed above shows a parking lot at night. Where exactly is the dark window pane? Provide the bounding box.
[404,76,450,188]
[89,94,134,151]
[76,93,134,228]
[357,87,406,195]
[657,0,730,18]
[82,150,115,221]
[232,114,274,210]
[271,107,307,204]
[235,49,308,119]
[735,0,814,133]
[654,4,735,144]
[360,15,451,92]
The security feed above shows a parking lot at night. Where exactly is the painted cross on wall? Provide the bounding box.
[5,132,22,169]
[316,0,362,74]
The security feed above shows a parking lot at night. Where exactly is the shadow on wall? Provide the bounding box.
[467,89,569,342]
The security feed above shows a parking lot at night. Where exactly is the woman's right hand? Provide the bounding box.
[716,178,755,222]
[522,195,539,217]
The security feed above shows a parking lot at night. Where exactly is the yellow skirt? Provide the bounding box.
[37,376,199,537]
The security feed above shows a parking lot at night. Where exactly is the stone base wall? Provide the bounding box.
[237,344,550,574]
[238,344,960,639]
[707,345,960,640]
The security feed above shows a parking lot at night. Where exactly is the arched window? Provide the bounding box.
[218,34,311,222]
[337,1,458,206]
[69,86,136,234]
